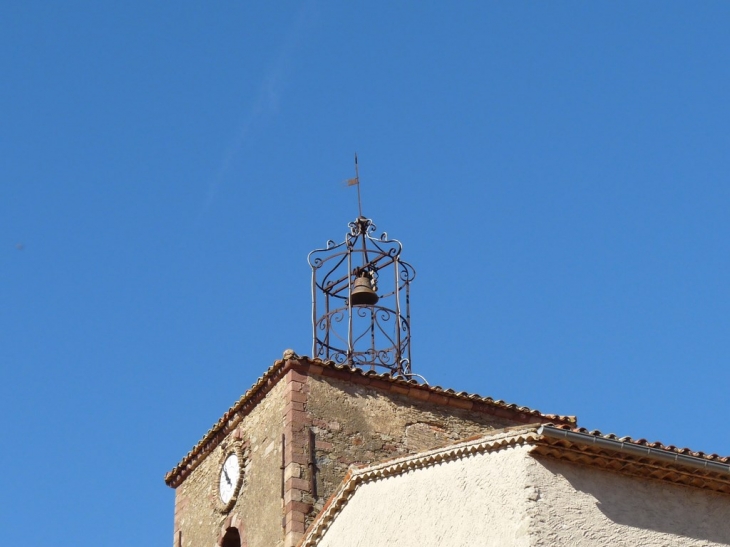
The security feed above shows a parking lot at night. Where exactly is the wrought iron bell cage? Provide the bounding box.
[308,216,415,376]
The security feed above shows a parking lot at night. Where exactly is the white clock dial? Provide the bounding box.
[219,453,240,504]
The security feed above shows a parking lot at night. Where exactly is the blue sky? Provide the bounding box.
[2,2,729,545]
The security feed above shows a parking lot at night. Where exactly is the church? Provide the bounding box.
[165,212,730,547]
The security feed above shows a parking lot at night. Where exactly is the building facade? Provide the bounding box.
[165,355,574,547]
[301,428,730,546]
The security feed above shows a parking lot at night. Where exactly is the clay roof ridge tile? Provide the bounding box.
[647,441,663,449]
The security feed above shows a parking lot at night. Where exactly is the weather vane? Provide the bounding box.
[346,153,363,218]
[308,155,417,377]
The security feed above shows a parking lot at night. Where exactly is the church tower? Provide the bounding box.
[165,177,573,547]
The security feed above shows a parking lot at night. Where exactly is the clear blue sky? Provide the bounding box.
[2,2,729,545]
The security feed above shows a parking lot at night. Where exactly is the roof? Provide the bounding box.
[542,424,730,464]
[534,424,730,487]
[299,424,730,547]
[164,355,576,487]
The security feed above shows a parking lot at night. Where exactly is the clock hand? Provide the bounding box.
[223,468,232,485]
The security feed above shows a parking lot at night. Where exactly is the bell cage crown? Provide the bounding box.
[308,215,416,377]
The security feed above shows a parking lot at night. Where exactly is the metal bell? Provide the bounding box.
[350,274,379,306]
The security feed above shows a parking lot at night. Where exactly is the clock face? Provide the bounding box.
[219,453,240,504]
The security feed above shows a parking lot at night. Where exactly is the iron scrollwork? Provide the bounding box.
[308,217,415,376]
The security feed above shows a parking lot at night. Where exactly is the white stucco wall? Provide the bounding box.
[315,444,535,547]
[528,455,730,547]
[313,442,730,547]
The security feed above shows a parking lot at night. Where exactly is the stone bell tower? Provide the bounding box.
[165,165,573,547]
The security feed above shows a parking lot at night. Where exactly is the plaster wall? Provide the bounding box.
[315,444,535,547]
[528,455,730,546]
[305,375,523,521]
[174,378,287,547]
[313,443,730,547]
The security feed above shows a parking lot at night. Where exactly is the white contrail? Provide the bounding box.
[192,2,316,231]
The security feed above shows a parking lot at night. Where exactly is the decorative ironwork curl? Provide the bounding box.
[399,262,416,283]
[309,216,415,376]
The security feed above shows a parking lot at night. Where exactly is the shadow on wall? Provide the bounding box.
[539,457,730,545]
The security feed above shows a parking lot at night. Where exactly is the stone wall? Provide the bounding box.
[301,374,524,527]
[173,378,286,547]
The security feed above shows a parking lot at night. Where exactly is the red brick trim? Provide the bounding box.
[282,368,313,547]
[173,491,187,543]
[447,397,474,410]
[217,514,247,547]
[389,383,410,395]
